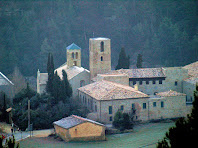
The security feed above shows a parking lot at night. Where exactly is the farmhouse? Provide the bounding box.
[53,115,105,142]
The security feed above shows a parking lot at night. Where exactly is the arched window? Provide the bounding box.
[101,56,103,61]
[80,80,85,87]
[73,61,77,66]
[72,52,74,59]
[100,41,104,52]
[76,52,78,59]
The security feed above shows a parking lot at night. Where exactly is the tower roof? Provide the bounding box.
[66,43,81,50]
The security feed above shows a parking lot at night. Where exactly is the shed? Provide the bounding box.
[53,115,106,142]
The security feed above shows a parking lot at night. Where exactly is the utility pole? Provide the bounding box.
[28,99,30,130]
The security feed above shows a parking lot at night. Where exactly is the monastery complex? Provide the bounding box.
[37,37,198,124]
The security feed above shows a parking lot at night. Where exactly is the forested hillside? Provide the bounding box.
[0,0,198,77]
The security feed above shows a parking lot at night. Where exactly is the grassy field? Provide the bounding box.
[19,122,174,148]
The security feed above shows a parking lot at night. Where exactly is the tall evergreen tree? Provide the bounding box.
[61,70,72,100]
[115,48,130,70]
[136,54,143,68]
[46,53,54,94]
[157,84,198,148]
[52,71,61,102]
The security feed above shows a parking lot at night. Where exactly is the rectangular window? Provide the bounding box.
[109,116,112,121]
[95,105,97,112]
[153,80,156,84]
[161,101,164,108]
[175,81,177,86]
[109,106,112,114]
[143,103,146,109]
[146,81,149,85]
[159,80,162,84]
[132,103,135,110]
[120,105,124,111]
[153,102,156,107]
[139,81,142,85]
[133,81,136,85]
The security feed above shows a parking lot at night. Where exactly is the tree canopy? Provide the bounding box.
[115,48,130,70]
[0,0,198,76]
[157,84,198,148]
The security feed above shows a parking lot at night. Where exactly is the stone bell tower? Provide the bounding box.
[89,37,111,79]
[66,43,81,68]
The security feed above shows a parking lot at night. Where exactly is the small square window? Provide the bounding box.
[109,116,112,121]
[146,81,149,85]
[120,105,124,111]
[133,81,136,85]
[153,80,156,84]
[153,102,156,107]
[139,81,142,85]
[143,103,146,109]
[159,80,162,84]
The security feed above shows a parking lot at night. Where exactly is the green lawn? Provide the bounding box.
[20,122,174,148]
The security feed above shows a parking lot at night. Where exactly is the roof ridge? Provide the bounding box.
[0,72,14,85]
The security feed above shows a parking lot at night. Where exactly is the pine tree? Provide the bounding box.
[115,48,130,70]
[136,54,143,68]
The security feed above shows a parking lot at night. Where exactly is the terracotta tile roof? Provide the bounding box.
[183,61,198,78]
[78,80,148,100]
[108,68,165,78]
[183,77,198,84]
[156,90,186,97]
[55,63,89,80]
[53,115,104,129]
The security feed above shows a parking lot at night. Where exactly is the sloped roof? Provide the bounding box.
[55,64,89,80]
[183,77,198,84]
[156,90,186,97]
[0,72,14,85]
[183,61,198,78]
[53,115,105,129]
[90,37,109,40]
[78,80,148,100]
[108,68,165,79]
[66,43,81,50]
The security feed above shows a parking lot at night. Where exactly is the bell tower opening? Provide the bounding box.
[66,43,81,68]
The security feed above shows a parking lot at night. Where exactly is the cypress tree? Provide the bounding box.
[136,54,143,68]
[52,71,61,102]
[61,70,72,101]
[115,48,130,70]
[46,53,54,94]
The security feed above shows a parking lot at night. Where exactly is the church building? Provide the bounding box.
[37,37,197,124]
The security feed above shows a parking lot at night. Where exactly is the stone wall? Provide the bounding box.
[54,122,105,142]
[54,125,69,142]
[67,49,81,68]
[69,122,105,141]
[183,80,196,102]
[129,67,189,95]
[79,90,191,124]
[70,70,90,98]
[96,74,129,86]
